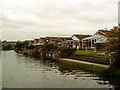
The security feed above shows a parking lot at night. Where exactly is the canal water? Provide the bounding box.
[1,50,120,88]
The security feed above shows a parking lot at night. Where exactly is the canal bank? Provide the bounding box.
[15,49,109,76]
[15,47,120,78]
[2,50,120,88]
[57,58,109,76]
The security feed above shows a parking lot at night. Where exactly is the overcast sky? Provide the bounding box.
[0,0,119,41]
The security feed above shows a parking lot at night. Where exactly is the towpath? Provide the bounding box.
[60,58,109,68]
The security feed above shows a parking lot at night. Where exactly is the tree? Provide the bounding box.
[45,44,54,51]
[102,26,120,77]
[15,41,29,49]
[104,26,120,68]
[45,43,59,51]
[2,44,13,50]
[111,26,120,68]
[27,45,35,49]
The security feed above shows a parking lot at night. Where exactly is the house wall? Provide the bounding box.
[71,36,81,49]
[72,41,79,49]
[82,31,108,49]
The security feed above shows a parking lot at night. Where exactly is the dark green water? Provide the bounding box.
[1,50,120,88]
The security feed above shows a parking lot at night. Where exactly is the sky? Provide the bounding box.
[118,1,120,28]
[0,0,119,41]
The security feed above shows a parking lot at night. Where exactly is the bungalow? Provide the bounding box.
[29,37,72,47]
[45,37,72,44]
[71,34,92,49]
[82,30,110,49]
[43,37,72,49]
[45,37,60,44]
[60,34,91,49]
[59,37,72,48]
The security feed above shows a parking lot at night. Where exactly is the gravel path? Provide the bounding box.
[60,58,109,68]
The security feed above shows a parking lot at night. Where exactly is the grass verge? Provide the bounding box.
[57,59,108,76]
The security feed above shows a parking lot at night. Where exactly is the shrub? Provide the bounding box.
[2,44,13,50]
[27,45,35,49]
[60,48,76,58]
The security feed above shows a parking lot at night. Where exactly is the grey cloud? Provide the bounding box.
[1,0,119,40]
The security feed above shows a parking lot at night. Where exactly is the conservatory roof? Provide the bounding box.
[94,38,107,43]
[82,35,100,40]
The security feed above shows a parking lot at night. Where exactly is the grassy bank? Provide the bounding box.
[75,50,94,55]
[56,58,108,76]
[68,54,110,65]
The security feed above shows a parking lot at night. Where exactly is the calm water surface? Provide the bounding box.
[2,50,120,88]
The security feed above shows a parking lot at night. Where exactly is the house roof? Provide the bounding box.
[82,34,108,41]
[46,37,72,41]
[34,39,39,42]
[59,37,72,40]
[82,30,111,42]
[97,30,111,37]
[40,37,46,40]
[46,37,58,39]
[72,34,92,40]
[34,39,39,40]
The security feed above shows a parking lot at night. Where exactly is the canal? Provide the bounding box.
[1,50,120,88]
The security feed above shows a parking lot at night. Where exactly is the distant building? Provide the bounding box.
[33,39,39,46]
[38,37,46,45]
[45,37,72,44]
[45,37,60,44]
[25,40,34,46]
[59,37,72,48]
[31,37,72,47]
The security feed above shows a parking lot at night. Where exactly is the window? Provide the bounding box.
[92,40,94,47]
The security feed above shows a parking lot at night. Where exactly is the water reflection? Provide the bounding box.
[18,53,110,85]
[2,51,120,88]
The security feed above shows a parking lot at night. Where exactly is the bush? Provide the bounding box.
[31,48,40,55]
[2,44,13,50]
[103,67,120,78]
[27,45,35,49]
[60,49,76,58]
[45,44,59,51]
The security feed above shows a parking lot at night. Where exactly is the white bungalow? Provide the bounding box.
[82,30,110,49]
[71,34,92,49]
[60,34,91,49]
